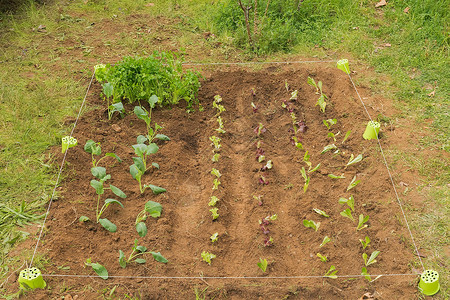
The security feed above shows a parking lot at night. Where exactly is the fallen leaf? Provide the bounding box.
[111,124,122,132]
[375,0,387,8]
[404,7,410,13]
[144,3,154,6]
[381,43,391,47]
[358,292,375,300]
[428,90,435,97]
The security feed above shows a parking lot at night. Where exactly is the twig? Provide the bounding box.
[237,0,254,49]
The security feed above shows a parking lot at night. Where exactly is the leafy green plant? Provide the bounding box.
[363,250,380,267]
[211,153,220,162]
[209,136,221,152]
[339,195,355,211]
[316,253,327,262]
[324,265,338,279]
[85,258,108,280]
[135,201,163,237]
[216,116,226,134]
[101,82,124,120]
[201,251,216,265]
[303,219,320,232]
[210,208,219,220]
[360,236,371,249]
[320,236,331,248]
[212,178,221,190]
[307,77,327,113]
[211,168,222,178]
[323,118,337,130]
[213,95,226,115]
[357,214,369,231]
[133,95,170,143]
[208,196,220,207]
[340,208,354,222]
[347,175,361,191]
[346,154,363,167]
[361,267,382,282]
[313,208,329,218]
[257,258,268,272]
[210,232,219,243]
[119,239,168,268]
[300,167,310,193]
[84,140,122,167]
[132,138,160,171]
[328,132,337,142]
[94,64,107,83]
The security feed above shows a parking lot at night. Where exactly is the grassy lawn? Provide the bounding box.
[0,0,448,298]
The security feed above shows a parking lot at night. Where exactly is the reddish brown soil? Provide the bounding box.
[25,64,421,299]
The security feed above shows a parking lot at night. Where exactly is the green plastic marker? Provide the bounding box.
[18,268,46,290]
[62,136,77,153]
[363,121,380,140]
[418,270,440,296]
[337,59,350,74]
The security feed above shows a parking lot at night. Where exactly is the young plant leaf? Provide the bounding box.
[320,236,331,248]
[313,208,330,218]
[137,135,148,144]
[360,236,371,249]
[102,82,113,98]
[104,198,124,208]
[340,208,354,222]
[328,173,345,179]
[300,167,307,181]
[148,94,159,108]
[307,76,317,90]
[342,130,351,143]
[347,176,361,191]
[324,265,338,279]
[134,258,146,264]
[91,263,108,280]
[316,94,326,113]
[257,258,268,272]
[134,106,150,124]
[98,218,117,232]
[91,167,107,180]
[210,208,219,220]
[90,180,104,195]
[132,157,146,173]
[151,252,168,263]
[208,196,219,207]
[108,102,124,119]
[361,267,371,281]
[201,251,216,265]
[346,154,363,167]
[119,250,126,268]
[145,184,167,195]
[129,164,142,180]
[339,195,355,211]
[152,162,160,169]
[146,143,159,154]
[210,232,219,243]
[79,216,90,222]
[136,222,147,237]
[303,219,320,231]
[357,214,369,230]
[316,253,327,262]
[309,163,321,173]
[144,201,163,218]
[84,140,101,156]
[109,184,127,199]
[154,134,170,141]
[363,250,380,266]
[321,144,337,154]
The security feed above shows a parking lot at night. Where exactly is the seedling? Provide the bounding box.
[360,236,371,249]
[261,160,273,171]
[339,195,355,211]
[257,258,268,272]
[300,167,310,192]
[313,208,329,218]
[210,208,219,220]
[347,175,361,191]
[290,90,298,101]
[328,173,345,179]
[317,253,328,262]
[208,196,220,207]
[357,214,369,230]
[201,251,216,265]
[307,76,327,113]
[213,95,226,115]
[119,239,168,268]
[346,154,363,167]
[84,140,122,167]
[129,155,166,194]
[309,163,321,173]
[340,208,354,222]
[361,267,382,282]
[85,258,108,280]
[342,130,351,143]
[135,200,163,237]
[211,153,220,162]
[210,232,219,243]
[321,144,337,154]
[212,178,221,190]
[215,116,226,134]
[303,219,320,232]
[61,136,77,153]
[108,102,124,120]
[363,250,380,266]
[255,123,266,137]
[94,64,107,82]
[209,136,221,152]
[323,119,337,130]
[211,168,221,178]
[256,148,265,162]
[132,138,159,171]
[320,236,331,248]
[251,102,258,113]
[258,175,269,185]
[324,265,338,279]
[263,236,274,247]
[328,132,337,142]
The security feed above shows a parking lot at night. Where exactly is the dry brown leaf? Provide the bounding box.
[404,7,410,13]
[428,90,435,97]
[375,0,387,8]
[358,292,375,300]
[381,43,391,47]
[144,3,154,7]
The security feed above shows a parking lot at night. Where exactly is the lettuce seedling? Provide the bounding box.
[339,195,355,211]
[346,154,363,167]
[85,258,108,280]
[256,148,265,162]
[212,178,221,190]
[210,208,219,220]
[209,136,221,152]
[324,265,338,279]
[215,116,226,134]
[119,239,168,268]
[257,258,268,272]
[361,267,382,282]
[263,236,274,247]
[208,196,219,207]
[210,232,219,243]
[320,236,331,248]
[316,253,327,262]
[313,208,329,218]
[290,90,298,101]
[323,119,337,130]
[261,160,273,171]
[211,153,220,162]
[84,140,122,167]
[258,175,269,185]
[342,130,351,144]
[321,144,337,154]
[347,175,361,191]
[340,208,354,222]
[201,251,216,265]
[255,123,266,137]
[211,168,221,178]
[303,219,320,232]
[300,167,310,192]
[328,132,337,142]
[328,173,345,179]
[357,214,369,230]
[360,236,371,249]
[135,201,163,237]
[307,76,327,113]
[363,250,380,266]
[309,163,321,173]
[94,64,108,83]
[251,102,258,113]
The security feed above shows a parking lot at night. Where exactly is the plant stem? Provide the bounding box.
[96,195,101,223]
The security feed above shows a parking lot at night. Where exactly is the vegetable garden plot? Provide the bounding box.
[25,64,421,299]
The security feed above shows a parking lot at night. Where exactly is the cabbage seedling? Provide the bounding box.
[84,140,122,167]
[357,214,369,230]
[135,201,162,237]
[85,258,108,280]
[320,236,331,248]
[201,251,216,265]
[363,250,380,266]
[324,265,338,279]
[313,208,329,218]
[210,232,219,243]
[347,175,361,191]
[257,258,268,272]
[303,219,320,232]
[317,253,327,262]
[340,208,354,222]
[323,119,337,130]
[360,236,371,249]
[300,167,310,192]
[339,195,355,211]
[119,239,168,268]
[129,157,166,194]
[346,154,363,167]
[132,139,159,171]
[210,208,219,220]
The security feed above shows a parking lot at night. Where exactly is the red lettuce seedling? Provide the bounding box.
[258,175,269,185]
[251,102,258,113]
[260,160,273,171]
[254,123,266,137]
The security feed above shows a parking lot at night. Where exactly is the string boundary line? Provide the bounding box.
[30,70,95,267]
[344,65,425,272]
[182,60,338,66]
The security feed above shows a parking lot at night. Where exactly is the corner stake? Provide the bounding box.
[337,59,350,74]
[61,136,77,153]
[18,267,46,290]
